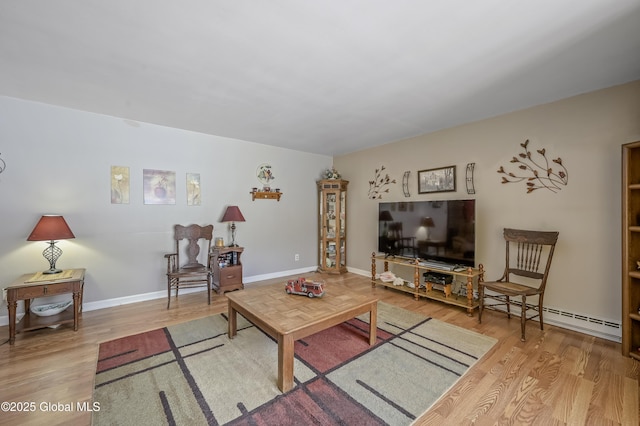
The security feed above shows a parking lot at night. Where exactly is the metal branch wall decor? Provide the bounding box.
[497,140,568,193]
[0,153,5,174]
[368,165,396,199]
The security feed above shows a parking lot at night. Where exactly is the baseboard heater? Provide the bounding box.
[483,301,621,342]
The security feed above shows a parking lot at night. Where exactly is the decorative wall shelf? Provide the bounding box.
[250,190,282,201]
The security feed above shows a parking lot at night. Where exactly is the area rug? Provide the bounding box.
[93,302,496,425]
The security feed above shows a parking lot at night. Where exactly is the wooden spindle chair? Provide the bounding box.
[478,228,559,341]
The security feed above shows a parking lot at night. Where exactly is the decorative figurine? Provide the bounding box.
[285,277,325,298]
[324,168,341,179]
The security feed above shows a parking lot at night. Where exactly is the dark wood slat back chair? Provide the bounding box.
[165,224,214,309]
[478,228,559,341]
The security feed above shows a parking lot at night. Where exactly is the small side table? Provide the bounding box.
[4,268,85,345]
[211,247,243,294]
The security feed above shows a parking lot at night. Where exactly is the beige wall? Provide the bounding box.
[334,80,640,335]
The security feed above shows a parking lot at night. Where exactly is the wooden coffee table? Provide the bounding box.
[227,281,378,392]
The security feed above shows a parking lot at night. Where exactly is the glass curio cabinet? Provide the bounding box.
[318,179,349,274]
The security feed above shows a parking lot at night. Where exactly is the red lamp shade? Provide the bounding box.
[221,206,245,247]
[420,217,435,228]
[27,215,75,241]
[221,206,246,223]
[27,215,75,274]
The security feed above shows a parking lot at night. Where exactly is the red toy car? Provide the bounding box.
[285,277,325,298]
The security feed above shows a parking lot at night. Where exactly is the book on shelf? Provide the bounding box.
[217,252,238,267]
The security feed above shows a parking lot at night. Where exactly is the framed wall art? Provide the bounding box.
[143,169,176,205]
[256,163,275,186]
[186,172,201,206]
[111,165,130,204]
[418,165,456,194]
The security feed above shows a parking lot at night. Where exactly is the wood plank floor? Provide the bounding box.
[1,272,638,425]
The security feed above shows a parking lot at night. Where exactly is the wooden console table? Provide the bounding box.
[4,268,85,345]
[371,253,483,316]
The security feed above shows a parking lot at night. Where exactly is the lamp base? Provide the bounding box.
[42,241,63,275]
[228,224,239,247]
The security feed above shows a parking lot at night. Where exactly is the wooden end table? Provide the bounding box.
[227,281,378,392]
[4,268,85,345]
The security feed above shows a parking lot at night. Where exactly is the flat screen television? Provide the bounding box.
[378,199,475,267]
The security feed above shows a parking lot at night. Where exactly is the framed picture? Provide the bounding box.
[143,169,176,205]
[418,166,456,194]
[186,172,201,206]
[110,165,130,204]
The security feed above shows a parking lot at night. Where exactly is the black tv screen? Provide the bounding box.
[378,199,475,267]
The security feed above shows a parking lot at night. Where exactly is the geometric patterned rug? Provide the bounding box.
[93,302,496,425]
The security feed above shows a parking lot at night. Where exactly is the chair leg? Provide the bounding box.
[478,284,484,323]
[207,276,212,305]
[538,296,544,331]
[167,278,171,309]
[506,296,511,318]
[168,279,180,308]
[520,295,527,342]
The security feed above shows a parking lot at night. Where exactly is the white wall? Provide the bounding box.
[334,80,640,340]
[0,97,332,313]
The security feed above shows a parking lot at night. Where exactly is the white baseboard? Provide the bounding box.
[0,267,318,327]
[347,266,370,277]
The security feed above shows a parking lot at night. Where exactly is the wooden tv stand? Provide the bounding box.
[370,253,484,316]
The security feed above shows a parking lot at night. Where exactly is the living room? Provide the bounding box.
[1,2,640,424]
[2,77,639,336]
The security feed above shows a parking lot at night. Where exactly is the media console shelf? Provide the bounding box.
[370,253,484,316]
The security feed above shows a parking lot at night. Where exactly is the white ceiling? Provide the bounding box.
[1,1,639,156]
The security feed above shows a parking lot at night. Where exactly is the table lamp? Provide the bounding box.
[221,206,246,247]
[27,215,75,274]
[421,217,435,241]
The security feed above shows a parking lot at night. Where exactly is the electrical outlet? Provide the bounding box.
[294,254,300,261]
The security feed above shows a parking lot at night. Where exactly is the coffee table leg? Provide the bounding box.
[369,302,378,346]
[228,303,237,339]
[277,333,294,392]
